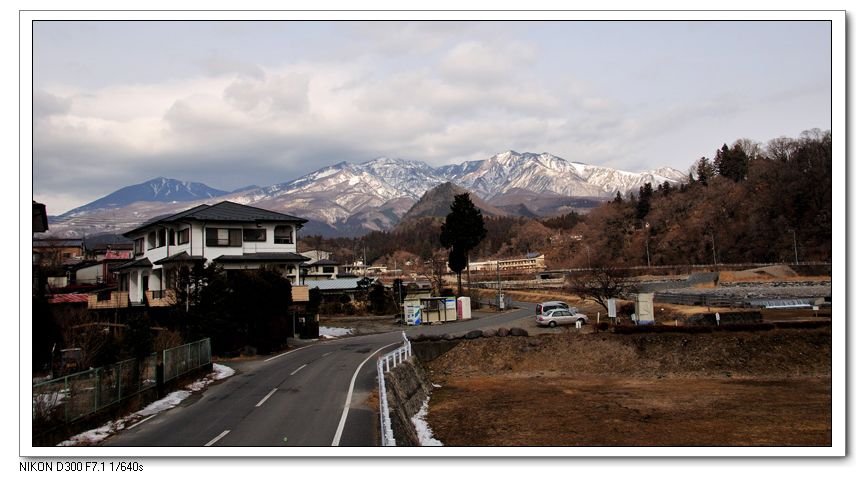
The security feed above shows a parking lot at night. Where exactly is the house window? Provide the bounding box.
[168,229,176,246]
[177,228,190,245]
[322,266,335,274]
[274,225,294,244]
[243,229,266,242]
[205,228,242,247]
[134,238,144,255]
[148,230,166,250]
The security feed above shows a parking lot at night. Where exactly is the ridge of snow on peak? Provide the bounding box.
[47,152,686,238]
[441,150,607,199]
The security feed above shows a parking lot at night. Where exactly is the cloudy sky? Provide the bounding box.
[31,20,831,214]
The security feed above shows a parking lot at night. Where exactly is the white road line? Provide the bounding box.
[331,342,398,447]
[264,345,312,362]
[322,352,332,357]
[127,414,156,430]
[255,388,278,407]
[290,364,307,376]
[204,430,230,447]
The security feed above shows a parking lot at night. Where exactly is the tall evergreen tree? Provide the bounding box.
[715,143,749,182]
[636,183,653,220]
[695,156,715,185]
[440,193,487,296]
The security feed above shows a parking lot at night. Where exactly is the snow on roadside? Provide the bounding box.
[57,363,235,446]
[411,397,443,446]
[319,326,355,339]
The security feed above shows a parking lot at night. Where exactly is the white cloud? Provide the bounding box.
[438,40,536,83]
[31,21,830,212]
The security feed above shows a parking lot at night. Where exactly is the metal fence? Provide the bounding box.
[377,332,412,446]
[32,354,157,425]
[162,338,212,383]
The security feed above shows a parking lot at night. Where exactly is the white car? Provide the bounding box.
[535,308,588,328]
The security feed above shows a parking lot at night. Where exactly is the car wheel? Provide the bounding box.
[577,318,586,325]
[549,321,557,328]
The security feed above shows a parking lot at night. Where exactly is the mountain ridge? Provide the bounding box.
[41,151,686,238]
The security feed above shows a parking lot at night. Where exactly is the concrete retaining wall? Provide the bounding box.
[382,328,533,446]
[383,358,432,446]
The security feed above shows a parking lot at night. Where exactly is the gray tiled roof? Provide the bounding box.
[307,278,371,291]
[307,259,341,266]
[124,201,307,236]
[153,251,206,265]
[114,257,153,270]
[213,252,310,263]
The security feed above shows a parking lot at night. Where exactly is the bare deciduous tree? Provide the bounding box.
[419,250,448,296]
[567,266,634,310]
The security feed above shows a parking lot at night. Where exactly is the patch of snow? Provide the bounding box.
[57,363,235,446]
[318,327,355,339]
[432,383,442,388]
[411,397,443,446]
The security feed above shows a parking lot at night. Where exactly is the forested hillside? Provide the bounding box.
[300,129,832,269]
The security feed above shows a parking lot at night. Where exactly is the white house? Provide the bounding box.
[302,259,342,281]
[117,201,309,306]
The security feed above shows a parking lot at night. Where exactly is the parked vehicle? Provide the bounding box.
[535,301,571,319]
[535,308,588,328]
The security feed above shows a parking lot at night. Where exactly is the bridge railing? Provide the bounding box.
[376,332,412,447]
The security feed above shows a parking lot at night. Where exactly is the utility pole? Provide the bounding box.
[496,261,502,310]
[645,223,651,268]
[792,229,799,265]
[584,245,591,269]
[710,231,717,268]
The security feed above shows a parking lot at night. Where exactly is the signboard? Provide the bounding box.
[607,298,616,318]
[445,297,456,310]
[404,305,422,325]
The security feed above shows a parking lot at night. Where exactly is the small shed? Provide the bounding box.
[634,292,655,325]
[402,289,432,325]
[419,296,457,323]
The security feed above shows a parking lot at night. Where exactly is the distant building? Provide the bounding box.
[468,253,546,272]
[341,260,369,277]
[308,277,381,302]
[299,250,331,261]
[302,259,342,281]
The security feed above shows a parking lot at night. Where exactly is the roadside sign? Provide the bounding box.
[607,298,616,318]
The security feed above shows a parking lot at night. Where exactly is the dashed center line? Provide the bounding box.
[255,388,278,407]
[290,364,307,376]
[204,430,230,447]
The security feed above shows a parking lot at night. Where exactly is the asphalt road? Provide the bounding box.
[103,302,536,447]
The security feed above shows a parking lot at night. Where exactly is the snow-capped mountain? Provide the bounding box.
[54,177,230,219]
[440,151,686,199]
[570,163,688,194]
[442,151,607,199]
[40,152,686,238]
